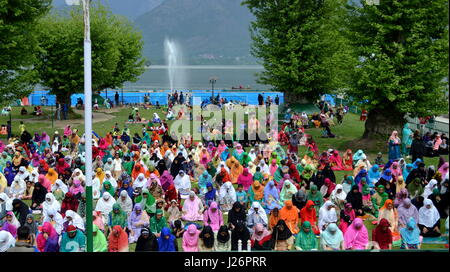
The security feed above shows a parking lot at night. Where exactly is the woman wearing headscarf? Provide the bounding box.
[23,214,38,243]
[368,164,381,187]
[173,170,191,197]
[182,191,204,222]
[135,227,159,252]
[278,200,299,234]
[108,225,129,252]
[306,185,323,214]
[319,223,344,250]
[423,179,438,199]
[218,182,236,212]
[339,203,356,234]
[209,225,230,252]
[108,202,128,233]
[378,199,399,240]
[292,189,307,211]
[236,168,253,192]
[294,221,317,251]
[318,200,338,231]
[10,176,26,199]
[408,178,424,200]
[95,192,116,221]
[438,162,449,179]
[41,193,60,219]
[330,184,347,211]
[400,217,422,249]
[246,201,268,230]
[248,180,265,204]
[418,199,441,237]
[69,179,85,198]
[128,203,150,243]
[182,224,201,252]
[158,227,177,252]
[30,179,47,211]
[198,170,212,195]
[36,222,59,252]
[228,201,247,231]
[300,200,320,235]
[269,219,293,251]
[64,210,85,232]
[371,218,393,249]
[248,223,272,251]
[344,218,369,250]
[197,225,215,252]
[135,188,156,216]
[230,221,251,251]
[388,130,401,160]
[0,230,16,252]
[90,224,108,252]
[279,180,298,205]
[262,180,280,213]
[150,209,168,236]
[203,201,223,232]
[398,198,419,229]
[371,185,389,218]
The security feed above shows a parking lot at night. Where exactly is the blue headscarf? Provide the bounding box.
[352,150,365,162]
[380,169,393,182]
[368,165,381,186]
[400,217,421,245]
[3,161,15,186]
[204,182,216,202]
[220,147,230,161]
[119,180,133,199]
[198,171,212,191]
[158,227,176,251]
[354,169,368,186]
[383,159,394,170]
[412,159,422,169]
[403,164,413,180]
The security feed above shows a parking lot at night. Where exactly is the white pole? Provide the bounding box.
[82,0,94,252]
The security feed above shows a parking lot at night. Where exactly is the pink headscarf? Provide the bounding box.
[433,135,442,151]
[235,144,244,155]
[203,202,223,232]
[160,170,174,191]
[277,174,291,190]
[269,159,278,176]
[389,162,402,178]
[182,194,203,221]
[389,131,400,144]
[438,162,449,179]
[343,218,369,250]
[147,173,161,187]
[64,125,72,137]
[251,223,271,241]
[36,222,58,252]
[237,168,253,191]
[70,179,85,195]
[182,224,200,252]
[217,140,227,155]
[38,174,52,192]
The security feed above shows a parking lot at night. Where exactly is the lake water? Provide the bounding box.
[124,65,271,90]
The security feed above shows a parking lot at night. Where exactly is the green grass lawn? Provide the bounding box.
[8,106,449,251]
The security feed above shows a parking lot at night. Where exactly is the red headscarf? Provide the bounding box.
[371,218,393,250]
[324,178,336,196]
[55,158,69,175]
[300,200,317,225]
[108,225,129,252]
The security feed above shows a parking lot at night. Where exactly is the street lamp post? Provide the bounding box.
[209,77,217,104]
[66,0,93,252]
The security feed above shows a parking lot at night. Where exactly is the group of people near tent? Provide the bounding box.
[0,105,449,252]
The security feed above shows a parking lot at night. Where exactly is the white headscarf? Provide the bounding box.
[178,144,188,159]
[118,190,133,214]
[64,210,85,231]
[248,149,257,162]
[173,170,191,192]
[133,173,147,190]
[42,207,64,235]
[104,171,117,189]
[17,166,29,181]
[258,160,270,175]
[95,192,116,216]
[418,199,441,228]
[0,230,16,252]
[10,176,26,196]
[43,193,61,218]
[72,169,85,183]
[216,162,230,174]
[0,193,12,213]
[248,201,268,225]
[330,184,347,202]
[52,179,69,195]
[30,169,39,184]
[318,200,338,230]
[219,181,237,201]
[422,179,438,199]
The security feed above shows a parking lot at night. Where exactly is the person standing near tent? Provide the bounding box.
[115,92,120,107]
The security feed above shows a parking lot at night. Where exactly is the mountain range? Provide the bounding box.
[52,0,256,65]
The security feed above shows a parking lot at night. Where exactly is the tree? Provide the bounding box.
[35,3,146,109]
[0,0,51,103]
[346,0,449,138]
[242,0,354,102]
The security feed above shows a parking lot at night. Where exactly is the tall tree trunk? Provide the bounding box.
[55,92,74,115]
[362,108,405,139]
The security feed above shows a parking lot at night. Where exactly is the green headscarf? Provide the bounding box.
[295,221,317,250]
[240,152,252,166]
[93,224,108,252]
[253,171,263,182]
[109,203,128,228]
[135,188,156,214]
[206,162,216,177]
[102,181,115,197]
[307,185,323,213]
[150,209,168,234]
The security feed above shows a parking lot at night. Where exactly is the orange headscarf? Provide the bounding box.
[251,181,265,200]
[226,157,243,184]
[45,168,58,185]
[268,208,281,230]
[132,163,145,180]
[105,133,113,146]
[279,200,300,234]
